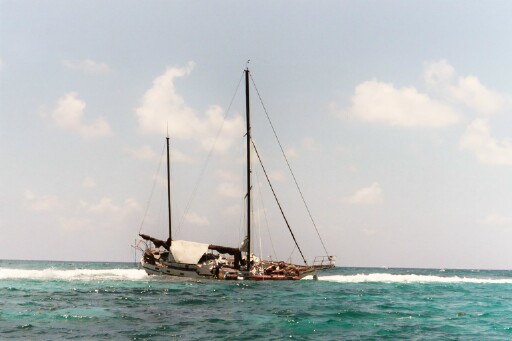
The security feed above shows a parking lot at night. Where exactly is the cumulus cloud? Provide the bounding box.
[342,182,383,205]
[80,197,140,216]
[135,62,244,153]
[184,212,209,226]
[170,149,196,164]
[222,204,241,217]
[285,147,298,159]
[128,145,195,164]
[58,216,91,231]
[339,80,459,128]
[217,182,242,198]
[58,197,140,231]
[24,190,61,212]
[302,137,320,152]
[424,60,508,115]
[268,169,285,182]
[480,213,512,227]
[82,176,97,189]
[460,119,512,165]
[52,92,112,138]
[215,169,239,181]
[63,59,111,74]
[338,60,509,130]
[214,170,242,198]
[128,145,158,161]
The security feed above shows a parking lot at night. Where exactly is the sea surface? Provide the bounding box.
[1,260,512,340]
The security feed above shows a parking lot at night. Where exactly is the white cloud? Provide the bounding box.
[215,170,243,198]
[24,190,61,212]
[63,59,111,74]
[302,137,320,152]
[362,228,377,236]
[342,182,383,205]
[222,204,241,217]
[152,174,168,188]
[58,216,91,231]
[285,147,298,159]
[460,119,512,165]
[217,182,242,198]
[480,213,512,227]
[424,60,508,115]
[82,176,97,189]
[81,197,140,215]
[184,212,210,226]
[135,62,244,153]
[423,59,456,87]
[339,80,459,128]
[0,58,4,72]
[268,169,285,182]
[171,149,196,164]
[128,145,195,164]
[128,145,159,161]
[215,169,239,181]
[58,197,140,231]
[52,92,112,138]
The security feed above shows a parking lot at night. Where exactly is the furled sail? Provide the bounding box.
[139,233,171,250]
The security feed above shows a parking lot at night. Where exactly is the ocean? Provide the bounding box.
[1,260,512,340]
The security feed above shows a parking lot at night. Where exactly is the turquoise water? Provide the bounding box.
[1,260,512,339]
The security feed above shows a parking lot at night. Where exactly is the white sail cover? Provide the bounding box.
[169,240,209,264]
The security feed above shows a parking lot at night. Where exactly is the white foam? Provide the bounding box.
[312,273,512,284]
[0,268,148,281]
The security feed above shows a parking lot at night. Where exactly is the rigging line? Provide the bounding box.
[254,163,278,260]
[288,244,296,264]
[252,166,264,261]
[250,74,330,257]
[138,142,166,234]
[251,139,308,265]
[178,71,245,229]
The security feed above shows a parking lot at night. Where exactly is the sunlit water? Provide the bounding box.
[1,260,512,339]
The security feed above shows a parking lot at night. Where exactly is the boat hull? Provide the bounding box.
[140,257,319,281]
[141,260,213,279]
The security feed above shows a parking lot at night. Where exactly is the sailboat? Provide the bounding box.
[137,68,335,280]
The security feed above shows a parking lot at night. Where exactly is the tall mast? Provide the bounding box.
[166,136,172,245]
[245,68,251,270]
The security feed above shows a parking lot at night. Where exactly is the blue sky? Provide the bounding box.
[2,1,512,268]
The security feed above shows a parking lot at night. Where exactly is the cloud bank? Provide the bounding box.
[339,60,512,167]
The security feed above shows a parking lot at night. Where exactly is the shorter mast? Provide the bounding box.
[166,136,172,245]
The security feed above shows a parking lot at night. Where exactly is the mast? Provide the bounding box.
[166,136,172,245]
[245,68,251,270]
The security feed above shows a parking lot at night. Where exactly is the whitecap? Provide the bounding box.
[0,268,148,281]
[308,273,512,284]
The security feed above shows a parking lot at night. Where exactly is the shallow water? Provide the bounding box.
[1,260,512,339]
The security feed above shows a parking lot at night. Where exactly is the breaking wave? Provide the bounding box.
[0,268,148,281]
[314,273,512,284]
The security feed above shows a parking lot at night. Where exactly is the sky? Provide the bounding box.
[2,1,512,269]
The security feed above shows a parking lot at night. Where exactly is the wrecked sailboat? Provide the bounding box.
[136,68,335,280]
